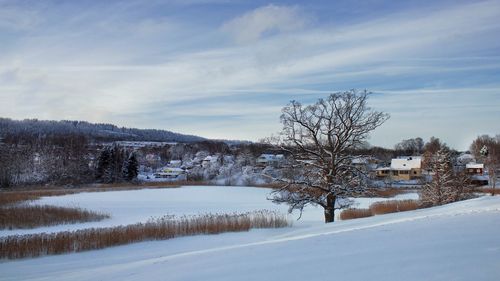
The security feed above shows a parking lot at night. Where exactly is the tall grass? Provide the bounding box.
[473,187,499,195]
[369,200,420,215]
[340,199,421,221]
[0,210,290,260]
[0,205,110,230]
[339,208,373,220]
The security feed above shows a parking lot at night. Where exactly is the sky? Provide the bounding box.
[0,0,499,150]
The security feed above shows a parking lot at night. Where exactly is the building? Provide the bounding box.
[154,167,186,180]
[465,163,484,175]
[376,156,422,181]
[256,154,285,167]
[466,163,488,185]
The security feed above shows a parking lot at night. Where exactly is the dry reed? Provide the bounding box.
[0,210,290,260]
[339,208,373,220]
[0,205,110,230]
[369,200,420,215]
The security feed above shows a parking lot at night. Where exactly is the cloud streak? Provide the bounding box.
[0,0,499,149]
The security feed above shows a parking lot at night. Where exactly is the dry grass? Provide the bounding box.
[340,199,421,221]
[473,187,500,195]
[369,200,420,215]
[0,210,290,260]
[339,208,373,220]
[0,205,110,230]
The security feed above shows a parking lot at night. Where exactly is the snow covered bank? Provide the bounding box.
[1,196,499,280]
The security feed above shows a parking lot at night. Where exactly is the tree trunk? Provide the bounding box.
[324,194,336,223]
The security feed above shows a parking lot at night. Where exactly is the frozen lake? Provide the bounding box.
[0,185,418,237]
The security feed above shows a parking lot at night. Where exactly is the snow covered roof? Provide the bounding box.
[257,154,279,162]
[466,163,484,169]
[391,157,421,170]
[159,167,185,174]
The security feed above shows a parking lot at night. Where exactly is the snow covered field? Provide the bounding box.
[2,187,499,280]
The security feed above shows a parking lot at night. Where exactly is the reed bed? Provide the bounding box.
[340,199,421,221]
[339,208,373,220]
[369,200,420,215]
[0,210,290,260]
[473,187,499,195]
[0,205,110,230]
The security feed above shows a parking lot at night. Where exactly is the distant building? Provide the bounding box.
[169,160,182,168]
[465,163,484,175]
[154,167,186,180]
[256,154,285,167]
[202,155,219,168]
[376,156,422,181]
[465,163,489,185]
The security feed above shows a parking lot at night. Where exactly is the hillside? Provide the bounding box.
[0,118,205,143]
[1,188,499,281]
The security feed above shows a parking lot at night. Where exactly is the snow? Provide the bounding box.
[391,157,421,170]
[466,163,484,169]
[1,192,499,281]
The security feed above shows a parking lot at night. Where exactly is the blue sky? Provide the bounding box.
[1,0,499,150]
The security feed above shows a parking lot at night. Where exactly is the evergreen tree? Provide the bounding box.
[96,148,112,183]
[109,145,126,182]
[123,153,139,181]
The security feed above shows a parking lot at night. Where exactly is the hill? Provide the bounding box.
[0,118,205,143]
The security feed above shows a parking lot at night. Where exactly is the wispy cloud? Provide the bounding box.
[221,4,308,44]
[0,0,499,149]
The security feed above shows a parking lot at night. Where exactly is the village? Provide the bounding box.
[127,141,492,188]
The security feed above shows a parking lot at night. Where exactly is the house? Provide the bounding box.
[376,156,422,181]
[466,163,489,185]
[465,163,484,175]
[202,155,219,168]
[256,154,285,167]
[154,167,186,180]
[351,156,378,171]
[169,160,182,168]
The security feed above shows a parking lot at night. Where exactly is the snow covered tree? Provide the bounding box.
[270,90,389,223]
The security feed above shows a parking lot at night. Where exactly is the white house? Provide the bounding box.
[169,160,182,168]
[154,167,186,180]
[376,156,422,181]
[202,155,219,168]
[256,154,285,166]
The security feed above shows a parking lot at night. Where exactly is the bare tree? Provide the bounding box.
[270,90,389,223]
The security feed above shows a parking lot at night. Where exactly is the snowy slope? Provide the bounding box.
[1,195,499,281]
